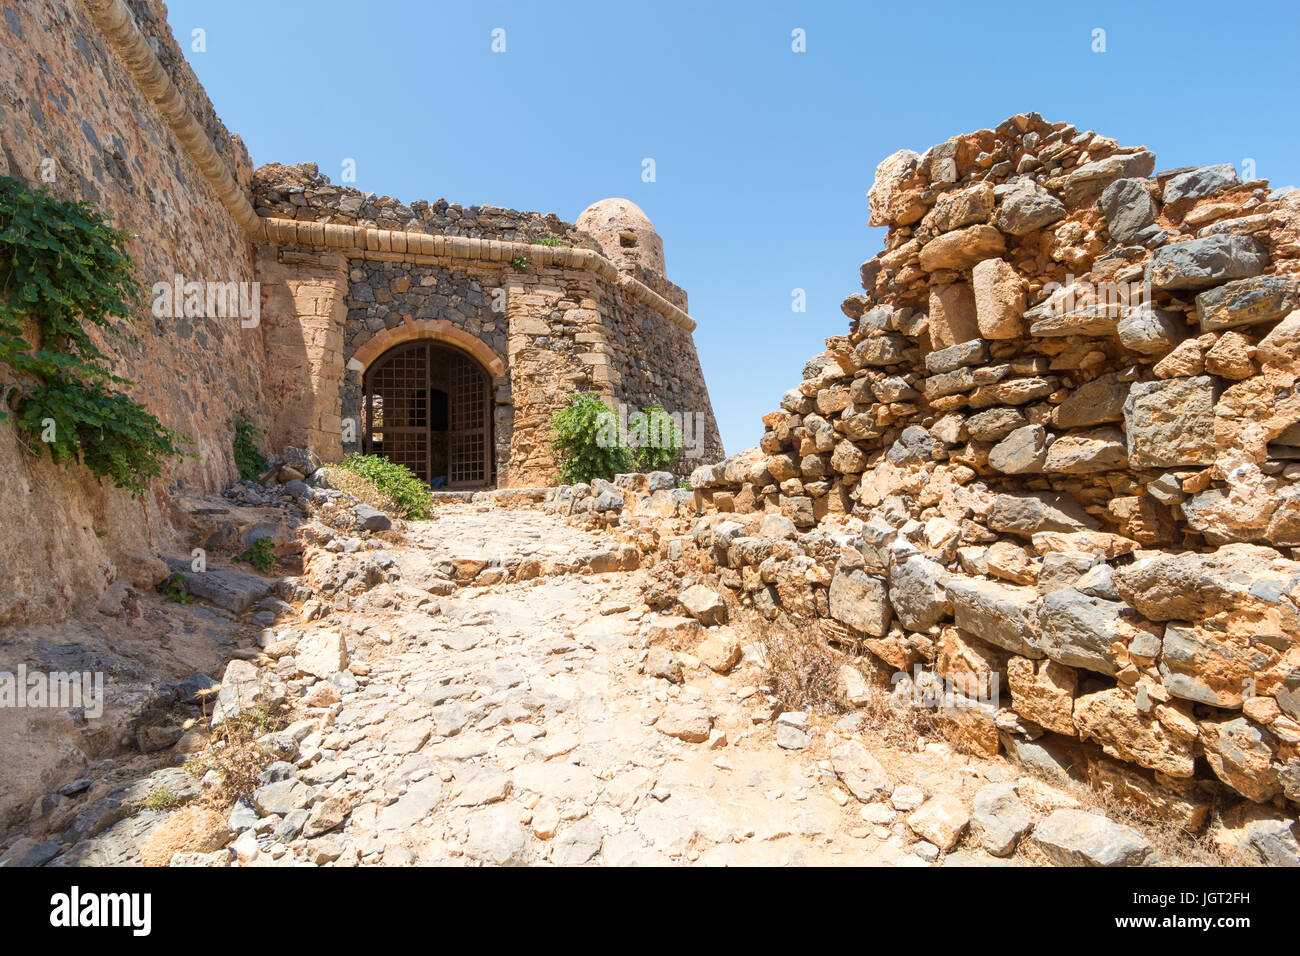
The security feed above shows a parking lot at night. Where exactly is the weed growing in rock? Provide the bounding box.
[336,452,432,519]
[325,464,405,517]
[531,233,563,247]
[160,572,194,604]
[627,404,683,472]
[139,785,184,812]
[185,699,288,807]
[510,255,529,272]
[236,536,277,573]
[0,176,188,494]
[232,417,267,481]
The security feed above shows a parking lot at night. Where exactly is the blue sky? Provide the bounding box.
[166,0,1300,456]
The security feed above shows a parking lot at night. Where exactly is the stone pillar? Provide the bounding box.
[256,245,349,462]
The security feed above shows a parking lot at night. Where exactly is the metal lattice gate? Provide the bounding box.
[362,341,493,489]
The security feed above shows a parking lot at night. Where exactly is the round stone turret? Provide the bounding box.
[576,198,666,275]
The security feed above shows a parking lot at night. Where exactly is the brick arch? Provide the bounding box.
[351,317,505,376]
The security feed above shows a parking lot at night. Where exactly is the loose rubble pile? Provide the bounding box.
[668,115,1300,830]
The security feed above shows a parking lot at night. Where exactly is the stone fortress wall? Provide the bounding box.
[251,169,722,487]
[684,113,1300,817]
[0,0,720,623]
[0,0,264,625]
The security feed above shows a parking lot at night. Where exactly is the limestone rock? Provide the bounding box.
[1123,376,1217,468]
[988,425,1047,474]
[1117,308,1186,355]
[1146,235,1269,292]
[656,702,713,743]
[1031,809,1153,866]
[919,225,1006,272]
[970,783,1033,856]
[1195,274,1300,332]
[1007,656,1077,735]
[831,740,891,802]
[1200,717,1279,802]
[829,568,892,637]
[678,584,727,625]
[295,630,349,680]
[695,630,742,673]
[944,576,1042,658]
[1099,178,1156,243]
[905,795,969,852]
[972,258,1028,339]
[996,181,1067,235]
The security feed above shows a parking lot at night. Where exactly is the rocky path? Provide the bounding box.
[210,506,1053,867]
[15,504,1184,868]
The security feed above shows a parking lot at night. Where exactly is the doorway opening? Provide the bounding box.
[361,340,494,489]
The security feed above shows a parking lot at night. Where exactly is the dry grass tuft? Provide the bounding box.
[324,466,407,517]
[184,698,289,808]
[744,612,844,712]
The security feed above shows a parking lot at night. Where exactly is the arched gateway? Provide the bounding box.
[361,341,493,489]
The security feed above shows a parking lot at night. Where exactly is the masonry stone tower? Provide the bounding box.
[576,198,668,277]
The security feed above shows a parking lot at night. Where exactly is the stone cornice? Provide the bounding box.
[80,0,698,334]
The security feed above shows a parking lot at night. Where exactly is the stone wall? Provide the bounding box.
[0,0,265,623]
[341,258,512,481]
[685,114,1300,817]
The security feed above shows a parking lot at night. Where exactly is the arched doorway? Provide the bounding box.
[362,341,494,489]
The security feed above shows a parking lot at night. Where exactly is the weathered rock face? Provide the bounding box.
[676,113,1300,813]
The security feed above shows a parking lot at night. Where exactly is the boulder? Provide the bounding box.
[905,795,970,852]
[1099,178,1157,243]
[944,576,1043,658]
[1031,809,1153,866]
[831,739,891,802]
[678,585,727,626]
[1162,163,1240,204]
[1195,275,1300,332]
[1036,588,1131,675]
[887,555,952,630]
[970,783,1033,856]
[972,258,1028,339]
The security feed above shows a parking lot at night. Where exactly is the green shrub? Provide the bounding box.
[160,573,194,604]
[236,536,276,573]
[336,452,433,519]
[627,404,683,473]
[510,255,529,272]
[233,418,267,481]
[531,233,563,247]
[550,393,630,485]
[0,175,188,495]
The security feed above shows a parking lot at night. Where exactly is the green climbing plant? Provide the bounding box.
[0,175,187,495]
[233,417,267,481]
